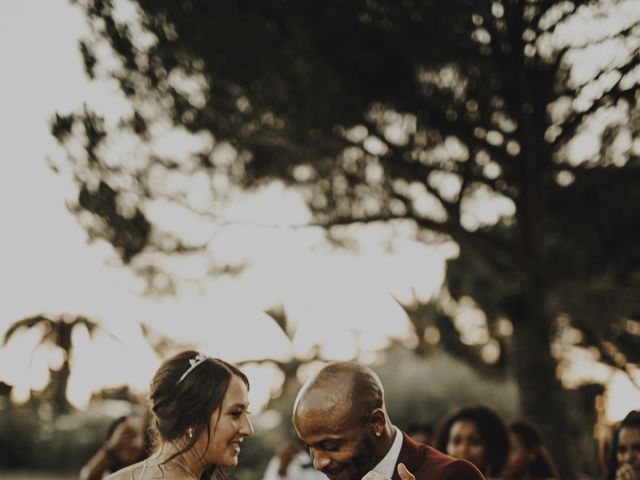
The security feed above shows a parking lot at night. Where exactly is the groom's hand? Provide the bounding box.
[360,463,415,480]
[397,463,415,480]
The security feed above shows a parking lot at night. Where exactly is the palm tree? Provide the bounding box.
[3,314,110,414]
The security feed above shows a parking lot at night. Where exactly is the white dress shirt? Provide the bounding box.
[261,450,326,480]
[371,426,403,479]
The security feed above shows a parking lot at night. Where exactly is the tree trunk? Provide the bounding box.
[48,362,71,415]
[511,289,577,480]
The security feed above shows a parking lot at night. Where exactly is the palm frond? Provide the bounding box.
[3,315,53,345]
[73,316,119,342]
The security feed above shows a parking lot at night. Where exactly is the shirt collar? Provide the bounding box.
[372,426,403,479]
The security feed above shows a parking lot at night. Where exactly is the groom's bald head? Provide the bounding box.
[293,361,385,426]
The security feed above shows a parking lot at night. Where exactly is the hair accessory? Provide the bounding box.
[187,427,193,439]
[178,352,208,383]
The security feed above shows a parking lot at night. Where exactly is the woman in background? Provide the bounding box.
[80,410,149,480]
[435,404,510,479]
[606,410,640,480]
[502,420,559,480]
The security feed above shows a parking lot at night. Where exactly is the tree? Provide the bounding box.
[3,314,107,414]
[53,0,640,476]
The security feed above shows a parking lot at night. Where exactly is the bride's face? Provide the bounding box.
[203,375,254,467]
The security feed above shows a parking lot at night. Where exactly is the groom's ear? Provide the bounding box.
[367,408,386,436]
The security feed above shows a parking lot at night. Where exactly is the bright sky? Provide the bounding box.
[0,0,433,412]
[0,0,637,422]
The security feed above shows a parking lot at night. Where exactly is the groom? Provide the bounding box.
[292,361,485,480]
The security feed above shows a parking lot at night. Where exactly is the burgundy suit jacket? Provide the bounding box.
[391,431,485,480]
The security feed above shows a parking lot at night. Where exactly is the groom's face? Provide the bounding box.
[294,405,377,480]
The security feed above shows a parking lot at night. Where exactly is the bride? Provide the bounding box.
[106,350,253,480]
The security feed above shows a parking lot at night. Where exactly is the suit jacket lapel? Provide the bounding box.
[392,431,422,480]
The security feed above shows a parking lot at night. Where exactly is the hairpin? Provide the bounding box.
[178,352,208,383]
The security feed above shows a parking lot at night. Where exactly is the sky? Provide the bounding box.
[0,0,638,421]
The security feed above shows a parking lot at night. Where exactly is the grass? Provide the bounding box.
[0,471,77,479]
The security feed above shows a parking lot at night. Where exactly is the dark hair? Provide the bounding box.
[435,404,510,477]
[509,420,559,479]
[406,423,434,444]
[104,415,151,471]
[606,410,640,480]
[148,350,249,479]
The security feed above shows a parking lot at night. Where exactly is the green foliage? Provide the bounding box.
[0,401,111,471]
[0,401,39,468]
[53,0,640,353]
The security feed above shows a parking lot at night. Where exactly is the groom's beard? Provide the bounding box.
[321,435,376,480]
[350,435,377,480]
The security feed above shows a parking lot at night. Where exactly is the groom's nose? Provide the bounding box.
[309,448,331,470]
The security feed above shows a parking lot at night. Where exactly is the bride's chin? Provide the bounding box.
[221,457,239,468]
[221,451,240,467]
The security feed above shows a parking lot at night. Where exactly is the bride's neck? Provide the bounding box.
[150,441,206,479]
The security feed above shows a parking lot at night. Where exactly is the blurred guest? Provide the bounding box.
[261,439,325,480]
[502,420,559,480]
[606,410,640,480]
[435,404,509,479]
[105,350,253,480]
[407,423,434,446]
[80,410,149,480]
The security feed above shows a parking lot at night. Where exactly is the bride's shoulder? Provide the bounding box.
[104,460,147,479]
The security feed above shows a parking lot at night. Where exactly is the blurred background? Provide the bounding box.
[1,0,639,479]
